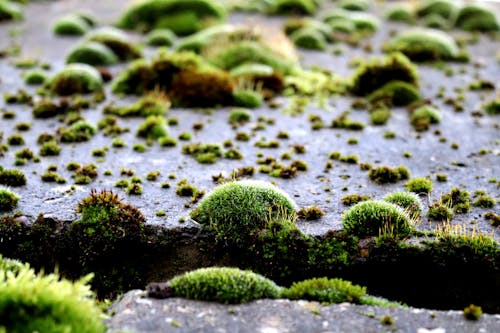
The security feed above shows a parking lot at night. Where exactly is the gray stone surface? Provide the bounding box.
[106,290,500,333]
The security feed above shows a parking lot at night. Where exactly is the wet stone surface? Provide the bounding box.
[0,0,498,237]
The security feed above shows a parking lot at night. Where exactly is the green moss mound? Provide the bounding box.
[53,14,91,36]
[383,191,423,218]
[136,115,169,139]
[0,187,20,211]
[86,27,142,61]
[168,267,281,304]
[290,27,328,50]
[145,28,177,46]
[66,41,119,66]
[23,70,48,85]
[485,99,500,115]
[0,264,105,333]
[410,105,441,131]
[0,0,23,21]
[269,0,318,16]
[0,255,26,274]
[338,0,369,12]
[117,0,227,35]
[190,180,297,242]
[386,7,416,24]
[385,28,460,62]
[367,80,420,106]
[282,277,366,304]
[416,0,458,20]
[454,4,500,32]
[349,52,418,96]
[283,18,333,39]
[342,200,414,238]
[323,9,380,33]
[49,63,103,96]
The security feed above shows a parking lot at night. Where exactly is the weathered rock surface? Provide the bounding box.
[106,290,500,333]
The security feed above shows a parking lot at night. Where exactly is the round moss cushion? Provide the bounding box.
[342,200,414,238]
[49,63,103,96]
[66,41,119,66]
[190,180,297,239]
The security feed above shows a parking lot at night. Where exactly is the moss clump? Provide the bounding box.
[117,0,227,35]
[233,89,264,108]
[75,189,145,236]
[410,105,441,131]
[338,0,369,12]
[386,7,415,24]
[290,27,328,51]
[49,63,103,96]
[368,165,410,184]
[58,120,96,143]
[440,187,470,214]
[165,267,281,304]
[0,187,20,211]
[342,200,414,238]
[23,70,48,85]
[283,18,332,40]
[0,264,105,333]
[282,277,366,304]
[53,14,92,36]
[0,168,27,187]
[136,115,169,140]
[323,9,380,34]
[368,80,420,106]
[454,4,500,32]
[427,202,453,221]
[190,180,297,242]
[385,28,460,62]
[349,52,418,96]
[269,0,318,15]
[383,191,422,218]
[104,91,171,117]
[86,27,142,61]
[66,41,119,66]
[405,177,433,194]
[228,108,252,124]
[145,28,176,47]
[416,0,457,20]
[463,304,483,320]
[0,0,23,21]
[484,99,500,115]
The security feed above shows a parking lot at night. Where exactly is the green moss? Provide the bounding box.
[0,0,23,21]
[0,188,19,211]
[39,140,61,156]
[0,168,26,187]
[454,4,500,32]
[386,7,415,24]
[66,41,119,66]
[385,28,460,62]
[167,267,281,304]
[182,143,223,164]
[341,193,372,206]
[233,89,264,108]
[410,105,441,131]
[405,177,433,194]
[145,28,176,47]
[368,165,410,184]
[136,115,169,140]
[53,14,91,36]
[190,180,296,243]
[23,70,48,85]
[0,264,105,333]
[463,304,483,320]
[296,205,325,220]
[117,0,227,35]
[423,13,450,29]
[416,0,457,20]
[338,0,369,11]
[367,80,420,106]
[283,18,332,39]
[50,64,103,96]
[269,0,317,15]
[228,108,252,124]
[484,99,500,115]
[349,52,418,96]
[86,27,142,61]
[440,187,470,214]
[342,200,414,238]
[290,27,327,51]
[282,277,366,304]
[383,191,422,218]
[369,105,391,125]
[58,120,96,143]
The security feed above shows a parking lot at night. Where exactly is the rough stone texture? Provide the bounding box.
[106,290,500,333]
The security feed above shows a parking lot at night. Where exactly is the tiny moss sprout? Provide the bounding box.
[296,205,325,220]
[342,200,414,238]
